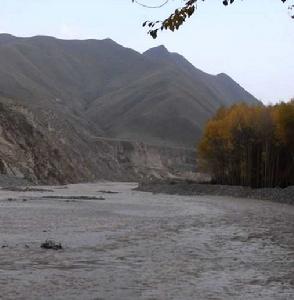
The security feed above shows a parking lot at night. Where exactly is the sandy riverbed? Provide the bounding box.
[0,182,293,300]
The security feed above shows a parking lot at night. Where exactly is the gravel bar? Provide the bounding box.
[137,181,294,204]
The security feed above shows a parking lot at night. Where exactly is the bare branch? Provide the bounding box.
[132,0,169,9]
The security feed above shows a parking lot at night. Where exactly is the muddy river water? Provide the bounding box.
[0,182,293,300]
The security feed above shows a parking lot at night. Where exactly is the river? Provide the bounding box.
[0,182,293,299]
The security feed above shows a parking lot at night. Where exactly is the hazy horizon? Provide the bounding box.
[0,0,293,104]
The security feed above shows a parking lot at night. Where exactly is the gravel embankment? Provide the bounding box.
[137,181,294,204]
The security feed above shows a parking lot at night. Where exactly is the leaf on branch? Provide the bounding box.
[134,0,294,38]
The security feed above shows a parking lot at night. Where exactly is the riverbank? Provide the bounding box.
[137,180,294,205]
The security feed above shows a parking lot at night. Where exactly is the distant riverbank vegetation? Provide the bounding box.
[198,100,294,188]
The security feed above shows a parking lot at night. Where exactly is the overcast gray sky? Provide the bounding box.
[0,0,293,104]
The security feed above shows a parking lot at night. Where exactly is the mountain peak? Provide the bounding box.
[0,33,17,44]
[143,45,170,59]
[0,33,15,38]
[217,72,231,79]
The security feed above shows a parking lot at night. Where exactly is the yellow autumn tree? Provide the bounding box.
[198,101,294,188]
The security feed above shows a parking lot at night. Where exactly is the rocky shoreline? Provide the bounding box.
[136,180,294,205]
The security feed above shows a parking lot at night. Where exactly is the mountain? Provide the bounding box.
[88,45,258,147]
[0,34,259,183]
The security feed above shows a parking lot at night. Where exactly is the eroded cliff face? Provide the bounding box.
[0,100,86,184]
[0,99,196,184]
[94,139,196,180]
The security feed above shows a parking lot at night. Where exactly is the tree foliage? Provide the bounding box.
[133,0,294,38]
[198,101,294,188]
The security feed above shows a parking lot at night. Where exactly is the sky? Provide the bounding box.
[0,0,293,104]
